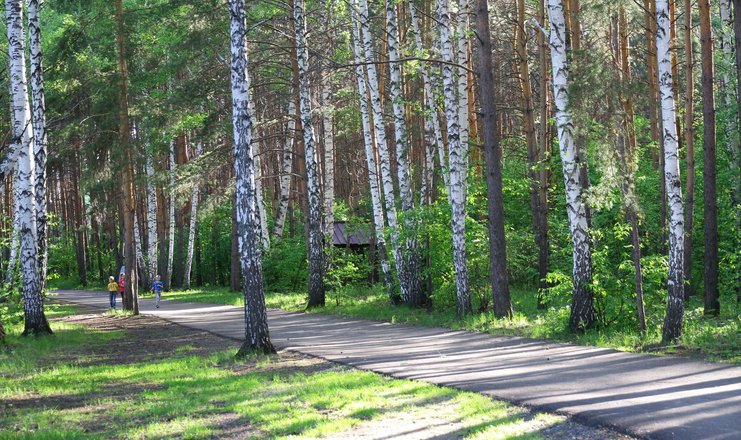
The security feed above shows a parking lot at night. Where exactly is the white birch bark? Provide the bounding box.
[133,212,146,284]
[228,0,274,354]
[350,8,395,295]
[166,138,176,290]
[145,146,158,281]
[295,0,325,306]
[547,0,595,330]
[321,71,335,235]
[454,0,470,186]
[438,0,470,316]
[656,0,685,341]
[409,3,445,205]
[7,0,49,334]
[358,0,408,303]
[273,98,296,238]
[27,0,47,288]
[183,140,202,289]
[253,142,270,250]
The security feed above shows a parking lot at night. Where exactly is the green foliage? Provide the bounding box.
[263,236,308,294]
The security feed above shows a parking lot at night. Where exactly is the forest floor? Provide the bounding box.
[0,301,634,439]
[52,289,741,440]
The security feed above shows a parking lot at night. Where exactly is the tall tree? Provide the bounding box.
[535,0,551,308]
[165,138,176,291]
[6,0,51,335]
[295,0,325,307]
[475,0,512,318]
[27,0,47,289]
[546,0,595,331]
[183,140,203,289]
[228,0,275,356]
[273,99,296,238]
[733,0,741,303]
[698,0,719,315]
[115,0,138,314]
[657,0,685,341]
[683,0,695,296]
[145,145,158,283]
[438,0,471,316]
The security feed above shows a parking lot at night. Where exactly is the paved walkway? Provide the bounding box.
[55,290,741,440]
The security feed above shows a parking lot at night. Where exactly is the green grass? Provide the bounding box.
[1,304,574,439]
[155,285,741,363]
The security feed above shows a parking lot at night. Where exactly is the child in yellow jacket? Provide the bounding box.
[107,276,119,308]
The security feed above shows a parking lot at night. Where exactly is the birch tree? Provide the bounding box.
[546,0,595,330]
[228,0,275,355]
[273,98,295,238]
[183,140,203,289]
[7,0,51,334]
[295,0,325,307]
[656,0,685,341]
[438,0,471,316]
[321,68,335,235]
[166,138,176,291]
[350,7,395,297]
[145,145,158,283]
[27,0,47,288]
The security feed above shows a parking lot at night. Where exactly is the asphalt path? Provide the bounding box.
[55,290,741,440]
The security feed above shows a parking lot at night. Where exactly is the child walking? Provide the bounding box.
[118,273,126,309]
[107,276,119,308]
[152,275,163,308]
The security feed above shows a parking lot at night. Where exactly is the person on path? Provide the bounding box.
[118,273,126,309]
[152,275,163,308]
[107,276,119,308]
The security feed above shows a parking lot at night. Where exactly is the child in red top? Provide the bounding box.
[118,273,125,308]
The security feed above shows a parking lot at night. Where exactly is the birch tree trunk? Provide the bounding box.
[27,0,47,289]
[547,0,595,331]
[253,142,270,250]
[273,99,296,238]
[350,8,396,298]
[7,0,51,335]
[698,0,719,315]
[438,0,471,316]
[134,212,146,287]
[294,0,325,307]
[357,0,408,304]
[166,139,176,291]
[183,140,202,290]
[455,0,470,186]
[228,0,275,356]
[535,0,551,308]
[321,72,335,235]
[476,0,512,318]
[145,146,158,282]
[656,0,685,341]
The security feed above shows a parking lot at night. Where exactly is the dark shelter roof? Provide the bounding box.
[332,221,372,246]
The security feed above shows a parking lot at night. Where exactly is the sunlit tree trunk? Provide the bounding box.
[321,72,335,235]
[228,0,275,356]
[27,0,47,289]
[295,0,325,307]
[183,140,202,289]
[476,0,512,318]
[165,139,176,291]
[357,0,408,304]
[657,0,685,341]
[145,146,158,282]
[274,99,296,238]
[438,0,471,316]
[455,0,470,186]
[698,0,719,315]
[349,12,395,296]
[6,0,51,335]
[535,0,551,308]
[547,0,595,331]
[683,0,695,297]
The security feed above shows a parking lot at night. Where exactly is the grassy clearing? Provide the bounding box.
[155,286,741,363]
[1,303,616,439]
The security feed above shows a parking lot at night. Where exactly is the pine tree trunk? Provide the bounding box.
[683,0,695,297]
[145,146,158,282]
[27,0,47,290]
[547,0,595,331]
[6,0,51,335]
[228,0,275,356]
[183,140,202,289]
[273,99,296,238]
[166,139,176,291]
[476,0,512,318]
[733,0,741,303]
[657,0,685,342]
[294,0,325,308]
[438,0,471,316]
[71,157,87,287]
[115,0,138,314]
[349,10,396,297]
[536,0,551,308]
[698,0,719,315]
